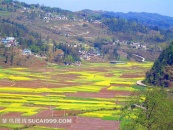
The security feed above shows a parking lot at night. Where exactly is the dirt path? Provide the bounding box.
[136,80,147,86]
[72,31,89,36]
[133,54,145,62]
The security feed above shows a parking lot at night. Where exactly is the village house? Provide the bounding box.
[75,61,81,66]
[1,37,17,47]
[114,40,120,44]
[56,15,62,20]
[73,44,78,48]
[131,42,141,49]
[141,44,147,50]
[45,12,52,17]
[92,20,102,24]
[43,17,50,20]
[43,16,50,22]
[21,7,31,13]
[130,42,147,49]
[119,40,128,45]
[61,15,68,20]
[22,49,32,55]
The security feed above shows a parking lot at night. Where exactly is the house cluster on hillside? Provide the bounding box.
[114,39,147,50]
[19,7,69,23]
[19,7,32,13]
[79,48,101,60]
[130,42,147,49]
[67,43,78,48]
[19,6,101,24]
[41,12,68,23]
[92,20,102,24]
[0,37,18,47]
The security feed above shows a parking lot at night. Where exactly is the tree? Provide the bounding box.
[10,46,15,65]
[76,36,85,42]
[30,44,40,53]
[64,55,74,64]
[57,44,80,62]
[113,48,119,60]
[3,47,9,63]
[121,88,173,130]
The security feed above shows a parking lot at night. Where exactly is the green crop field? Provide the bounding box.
[0,62,153,129]
[0,11,10,16]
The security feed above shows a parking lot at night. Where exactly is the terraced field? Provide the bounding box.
[0,62,153,130]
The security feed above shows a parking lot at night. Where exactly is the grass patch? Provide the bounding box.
[79,110,121,120]
[108,86,138,91]
[0,124,24,129]
[0,11,10,16]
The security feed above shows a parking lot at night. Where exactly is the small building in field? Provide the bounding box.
[110,61,126,64]
[22,49,32,55]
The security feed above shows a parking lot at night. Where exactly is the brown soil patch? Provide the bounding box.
[53,110,81,117]
[32,108,81,118]
[82,68,108,72]
[55,74,80,79]
[27,115,119,130]
[0,52,47,68]
[70,116,119,130]
[0,79,15,87]
[66,90,131,98]
[66,92,116,98]
[120,74,144,78]
[104,73,114,77]
[2,112,22,117]
[66,86,132,98]
[2,79,80,88]
[99,87,132,96]
[0,107,4,110]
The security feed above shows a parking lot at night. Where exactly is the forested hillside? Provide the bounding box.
[102,12,173,30]
[144,42,173,87]
[77,10,173,43]
[0,19,49,52]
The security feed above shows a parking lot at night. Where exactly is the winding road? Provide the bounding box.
[72,31,89,36]
[133,54,145,62]
[136,80,147,87]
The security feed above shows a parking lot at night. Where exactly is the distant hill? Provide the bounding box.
[76,10,173,43]
[144,42,173,87]
[78,10,173,30]
[102,12,173,30]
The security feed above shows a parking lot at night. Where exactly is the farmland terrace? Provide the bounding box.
[0,62,153,130]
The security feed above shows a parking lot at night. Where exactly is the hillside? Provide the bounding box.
[77,10,173,43]
[0,0,173,66]
[1,0,173,44]
[144,42,173,87]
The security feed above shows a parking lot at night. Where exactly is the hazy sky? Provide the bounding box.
[17,0,173,17]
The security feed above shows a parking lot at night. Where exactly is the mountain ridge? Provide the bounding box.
[78,10,173,30]
[0,0,173,66]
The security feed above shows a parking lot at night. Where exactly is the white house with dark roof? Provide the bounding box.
[22,49,32,55]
